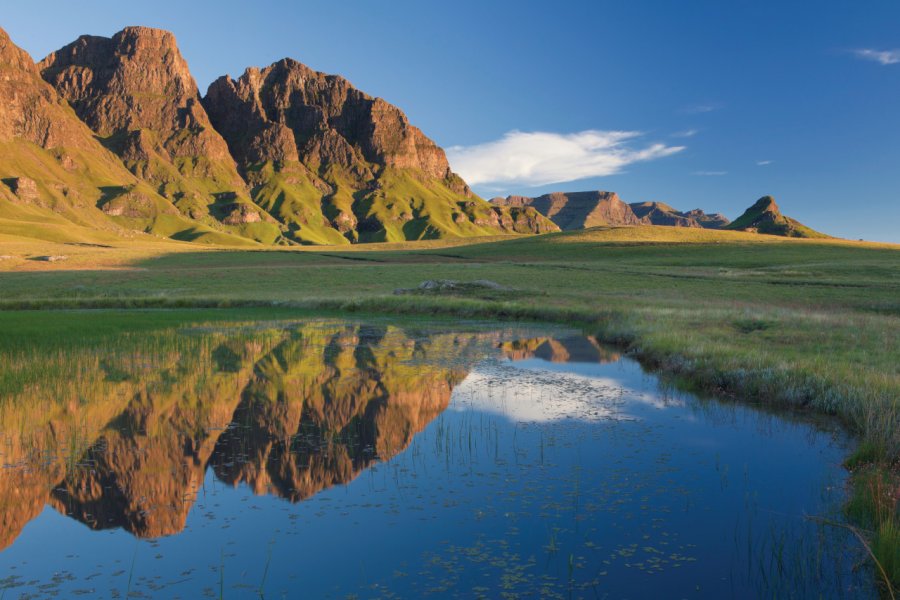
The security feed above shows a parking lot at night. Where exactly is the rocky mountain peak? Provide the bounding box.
[1,25,565,244]
[0,27,37,73]
[726,195,826,238]
[39,26,203,140]
[204,57,464,186]
[751,195,780,214]
[629,201,730,229]
[36,26,275,240]
[0,27,126,153]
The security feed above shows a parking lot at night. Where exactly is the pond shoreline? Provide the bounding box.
[0,296,897,594]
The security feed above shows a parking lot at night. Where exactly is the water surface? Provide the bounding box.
[0,317,872,598]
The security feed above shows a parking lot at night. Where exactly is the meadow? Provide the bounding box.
[0,224,898,592]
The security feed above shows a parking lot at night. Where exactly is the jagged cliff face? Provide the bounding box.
[204,60,459,185]
[38,27,281,242]
[726,196,827,238]
[1,25,555,244]
[630,201,730,229]
[0,28,96,151]
[492,192,737,232]
[0,27,178,234]
[204,59,557,243]
[493,191,647,230]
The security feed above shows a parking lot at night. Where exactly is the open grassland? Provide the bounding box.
[0,225,898,592]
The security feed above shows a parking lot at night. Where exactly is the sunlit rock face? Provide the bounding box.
[0,26,173,225]
[203,59,558,243]
[205,59,459,183]
[2,25,554,244]
[38,27,271,235]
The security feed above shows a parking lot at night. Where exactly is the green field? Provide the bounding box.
[0,225,898,591]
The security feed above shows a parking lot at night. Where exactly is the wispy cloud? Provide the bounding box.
[756,160,773,166]
[680,103,722,115]
[446,130,684,187]
[692,170,727,176]
[672,128,699,138]
[853,48,900,65]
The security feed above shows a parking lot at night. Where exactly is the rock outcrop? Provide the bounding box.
[490,191,741,233]
[726,196,827,238]
[0,28,104,152]
[0,26,218,239]
[204,59,556,243]
[38,26,278,242]
[492,191,647,230]
[204,59,461,186]
[630,201,730,229]
[681,208,731,229]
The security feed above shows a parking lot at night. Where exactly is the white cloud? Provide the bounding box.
[672,128,699,138]
[756,160,773,166]
[446,130,684,187]
[692,170,727,176]
[853,48,900,65]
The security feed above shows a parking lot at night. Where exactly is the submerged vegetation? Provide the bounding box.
[0,225,897,592]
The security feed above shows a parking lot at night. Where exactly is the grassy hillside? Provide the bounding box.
[245,162,557,245]
[0,225,897,592]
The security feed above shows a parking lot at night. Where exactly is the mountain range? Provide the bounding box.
[490,193,825,237]
[0,26,556,246]
[0,25,826,245]
[491,192,732,230]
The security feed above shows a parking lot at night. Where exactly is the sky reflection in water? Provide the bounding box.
[0,320,872,598]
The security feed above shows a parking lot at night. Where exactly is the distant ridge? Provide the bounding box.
[725,196,827,238]
[629,201,729,229]
[491,191,646,230]
[491,191,826,238]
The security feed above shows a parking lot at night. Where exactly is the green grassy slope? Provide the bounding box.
[245,162,557,245]
[0,137,264,247]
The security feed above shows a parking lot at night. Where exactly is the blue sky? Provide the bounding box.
[4,1,899,241]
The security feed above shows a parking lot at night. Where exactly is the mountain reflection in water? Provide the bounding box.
[0,321,602,546]
[0,319,870,599]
